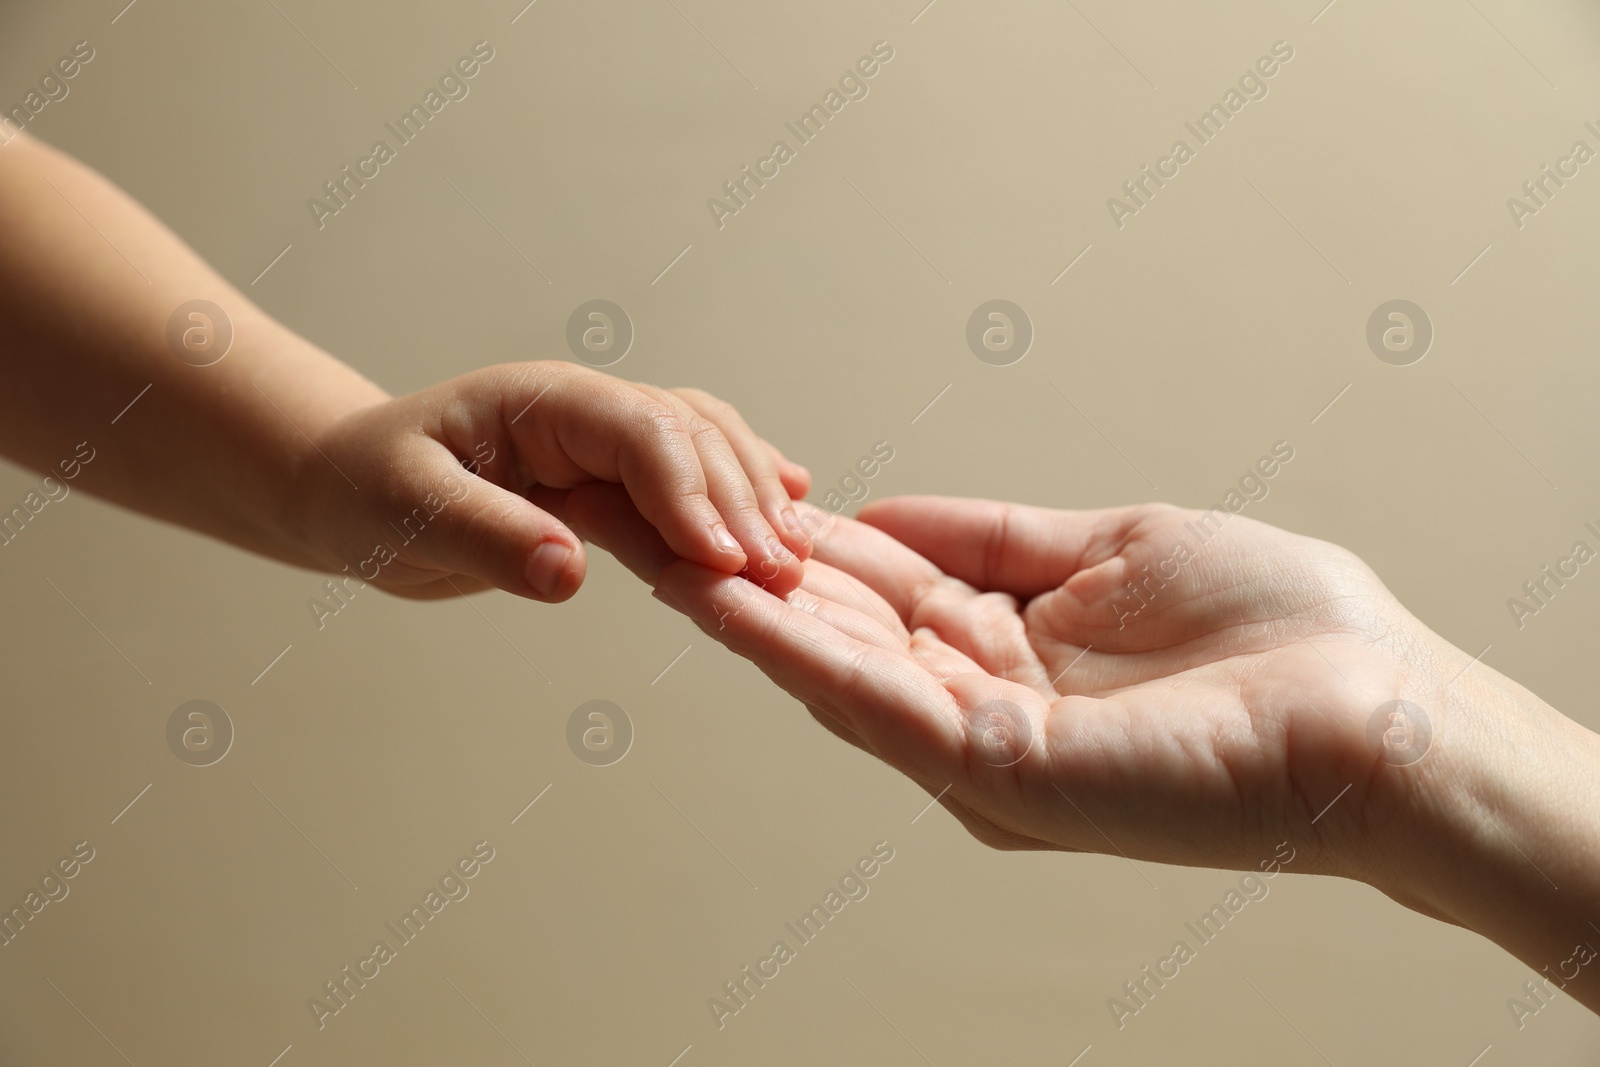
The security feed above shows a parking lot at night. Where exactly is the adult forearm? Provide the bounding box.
[0,134,387,565]
[1382,654,1600,1014]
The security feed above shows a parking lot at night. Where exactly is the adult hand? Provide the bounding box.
[563,490,1600,1016]
[643,496,1455,875]
[825,499,1600,1019]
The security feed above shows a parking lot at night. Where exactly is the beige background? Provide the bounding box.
[2,0,1599,1062]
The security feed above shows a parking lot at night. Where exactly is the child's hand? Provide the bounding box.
[293,362,812,602]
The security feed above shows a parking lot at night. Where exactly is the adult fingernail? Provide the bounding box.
[712,523,741,555]
[527,541,573,598]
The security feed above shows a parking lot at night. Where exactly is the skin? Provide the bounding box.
[0,132,811,600]
[558,487,1600,1017]
[5,133,1597,1018]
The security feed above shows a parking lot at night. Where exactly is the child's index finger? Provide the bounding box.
[503,367,751,576]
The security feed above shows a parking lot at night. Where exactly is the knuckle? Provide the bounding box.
[686,416,728,449]
[486,364,543,407]
[724,496,767,526]
[498,359,565,393]
[655,471,710,510]
[636,403,691,442]
[455,495,520,561]
[784,590,823,618]
[615,408,712,519]
[981,505,1013,585]
[750,468,790,501]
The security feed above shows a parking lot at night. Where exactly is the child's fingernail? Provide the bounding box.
[766,537,795,563]
[652,587,684,612]
[527,541,573,598]
[712,523,741,555]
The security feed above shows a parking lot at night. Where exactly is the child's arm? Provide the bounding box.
[0,133,811,599]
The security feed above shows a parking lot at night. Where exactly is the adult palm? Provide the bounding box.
[566,491,1459,886]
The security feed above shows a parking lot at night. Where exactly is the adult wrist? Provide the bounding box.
[1366,649,1600,1007]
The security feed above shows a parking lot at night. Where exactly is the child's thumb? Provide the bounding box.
[420,468,587,602]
